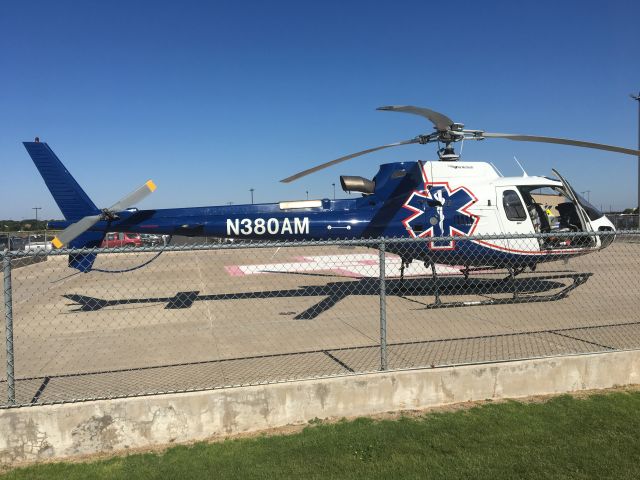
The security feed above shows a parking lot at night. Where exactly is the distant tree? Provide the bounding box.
[1,219,55,232]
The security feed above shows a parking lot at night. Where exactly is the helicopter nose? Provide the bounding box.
[593,215,616,249]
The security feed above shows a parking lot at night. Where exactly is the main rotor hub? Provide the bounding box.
[434,125,466,145]
[433,123,466,161]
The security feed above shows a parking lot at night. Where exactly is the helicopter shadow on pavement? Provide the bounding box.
[63,271,591,320]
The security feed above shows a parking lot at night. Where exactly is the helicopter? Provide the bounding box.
[23,105,640,279]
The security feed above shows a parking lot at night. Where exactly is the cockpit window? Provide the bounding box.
[575,193,604,221]
[503,190,527,221]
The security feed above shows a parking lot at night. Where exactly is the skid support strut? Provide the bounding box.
[509,267,517,299]
[429,260,441,306]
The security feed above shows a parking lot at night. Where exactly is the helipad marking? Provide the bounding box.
[225,254,473,278]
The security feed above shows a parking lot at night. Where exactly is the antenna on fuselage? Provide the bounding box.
[489,162,504,177]
[513,156,528,177]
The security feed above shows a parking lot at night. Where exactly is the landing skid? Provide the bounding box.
[393,271,592,310]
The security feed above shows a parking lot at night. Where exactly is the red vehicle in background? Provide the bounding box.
[100,232,143,248]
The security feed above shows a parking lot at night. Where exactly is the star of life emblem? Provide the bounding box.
[402,179,479,250]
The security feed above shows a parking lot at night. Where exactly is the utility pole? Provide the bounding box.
[631,92,640,228]
[249,188,254,205]
[32,207,41,229]
[332,183,336,200]
[306,190,309,200]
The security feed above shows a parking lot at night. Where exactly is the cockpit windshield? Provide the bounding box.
[574,193,604,221]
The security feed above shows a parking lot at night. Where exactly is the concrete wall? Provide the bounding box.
[2,350,640,466]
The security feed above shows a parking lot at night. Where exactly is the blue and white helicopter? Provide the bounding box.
[25,106,639,282]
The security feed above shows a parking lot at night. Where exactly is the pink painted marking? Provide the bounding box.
[357,259,379,265]
[224,265,246,276]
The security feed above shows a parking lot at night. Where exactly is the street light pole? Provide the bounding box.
[332,183,336,200]
[306,190,309,200]
[632,92,640,227]
[249,188,254,205]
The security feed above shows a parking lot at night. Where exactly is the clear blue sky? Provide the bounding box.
[1,0,639,219]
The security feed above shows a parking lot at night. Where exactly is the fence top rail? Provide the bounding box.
[1,230,636,258]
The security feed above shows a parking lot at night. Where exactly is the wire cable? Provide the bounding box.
[93,236,173,273]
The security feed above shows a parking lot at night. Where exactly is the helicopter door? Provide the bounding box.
[551,169,590,232]
[496,187,540,253]
[551,169,597,248]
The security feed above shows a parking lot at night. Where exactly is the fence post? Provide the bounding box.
[379,238,388,371]
[3,254,15,405]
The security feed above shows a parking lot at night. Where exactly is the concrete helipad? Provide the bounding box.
[2,239,640,406]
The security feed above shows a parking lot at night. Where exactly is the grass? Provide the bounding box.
[5,391,640,479]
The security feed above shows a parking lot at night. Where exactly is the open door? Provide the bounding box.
[551,169,597,248]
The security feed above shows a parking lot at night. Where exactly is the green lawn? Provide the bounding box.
[5,391,640,479]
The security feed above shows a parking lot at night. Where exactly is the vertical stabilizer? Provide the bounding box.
[23,142,100,221]
[23,141,104,271]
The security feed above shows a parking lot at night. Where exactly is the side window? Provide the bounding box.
[119,233,125,240]
[107,233,116,240]
[503,190,527,221]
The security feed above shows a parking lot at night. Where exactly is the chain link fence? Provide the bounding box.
[605,214,639,230]
[1,231,639,408]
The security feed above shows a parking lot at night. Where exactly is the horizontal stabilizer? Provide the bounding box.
[69,252,97,273]
[68,231,104,272]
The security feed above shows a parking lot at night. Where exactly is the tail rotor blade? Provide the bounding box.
[51,214,102,248]
[109,180,157,212]
[481,132,640,157]
[280,138,419,183]
[51,180,157,248]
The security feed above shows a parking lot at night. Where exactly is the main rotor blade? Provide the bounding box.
[51,214,102,248]
[377,105,454,132]
[108,180,157,212]
[280,138,419,183]
[481,132,640,157]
